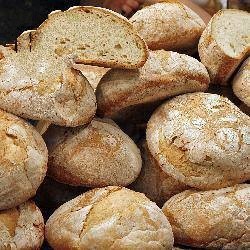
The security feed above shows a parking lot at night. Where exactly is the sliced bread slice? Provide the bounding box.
[130,2,206,53]
[199,9,250,85]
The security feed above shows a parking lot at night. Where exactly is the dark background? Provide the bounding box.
[0,0,80,44]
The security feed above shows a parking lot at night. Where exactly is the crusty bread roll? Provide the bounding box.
[162,184,250,249]
[96,50,210,119]
[44,119,142,187]
[199,9,250,85]
[45,186,174,250]
[131,140,188,207]
[147,92,250,190]
[0,200,44,249]
[0,6,148,126]
[232,57,250,107]
[0,109,48,210]
[130,2,205,52]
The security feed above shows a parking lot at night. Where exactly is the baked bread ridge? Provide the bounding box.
[0,200,44,249]
[44,118,142,187]
[45,186,174,250]
[131,140,188,207]
[130,2,205,52]
[198,9,250,85]
[0,109,48,210]
[146,92,250,190]
[96,50,210,118]
[232,57,250,107]
[162,184,250,249]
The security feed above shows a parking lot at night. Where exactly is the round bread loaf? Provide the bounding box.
[44,119,142,187]
[162,184,250,249]
[131,140,188,207]
[130,2,205,52]
[0,109,48,210]
[0,200,44,249]
[96,50,210,119]
[45,186,174,250]
[232,57,250,107]
[147,92,250,190]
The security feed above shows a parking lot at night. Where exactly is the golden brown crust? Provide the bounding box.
[96,50,210,118]
[44,119,142,187]
[162,184,250,249]
[45,186,174,250]
[0,109,48,210]
[0,200,44,250]
[146,92,250,190]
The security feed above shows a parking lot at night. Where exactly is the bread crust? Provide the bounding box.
[96,50,210,118]
[45,186,174,250]
[232,57,250,107]
[0,200,44,250]
[198,9,250,85]
[146,92,250,190]
[0,109,48,210]
[44,119,142,187]
[130,2,205,52]
[162,184,250,249]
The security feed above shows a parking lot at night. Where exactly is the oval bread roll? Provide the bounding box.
[131,140,188,207]
[162,184,250,249]
[147,92,250,190]
[0,201,44,249]
[199,9,250,85]
[45,186,174,250]
[130,2,205,52]
[44,119,142,187]
[232,57,250,107]
[0,109,48,210]
[96,50,210,119]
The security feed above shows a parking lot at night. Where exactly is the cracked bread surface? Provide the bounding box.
[0,201,44,250]
[130,2,205,52]
[198,9,250,85]
[0,109,48,210]
[232,57,250,107]
[146,92,250,190]
[96,50,210,118]
[45,186,174,250]
[162,184,250,249]
[44,119,142,187]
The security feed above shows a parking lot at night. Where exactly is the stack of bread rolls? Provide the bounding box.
[0,2,249,250]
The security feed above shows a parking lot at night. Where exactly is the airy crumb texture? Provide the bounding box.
[146,92,250,190]
[0,201,44,249]
[199,9,250,85]
[44,119,142,187]
[131,140,188,207]
[45,186,174,250]
[0,109,48,210]
[162,184,250,249]
[232,57,250,107]
[96,50,210,118]
[130,2,205,52]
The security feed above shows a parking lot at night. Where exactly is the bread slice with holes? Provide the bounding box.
[0,6,148,126]
[199,9,250,85]
[130,2,206,53]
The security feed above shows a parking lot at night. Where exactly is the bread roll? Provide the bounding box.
[44,119,142,187]
[46,186,174,250]
[199,9,250,85]
[0,201,44,249]
[162,184,250,249]
[131,140,188,207]
[232,57,250,107]
[0,109,47,210]
[96,50,210,119]
[147,92,250,190]
[130,2,205,52]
